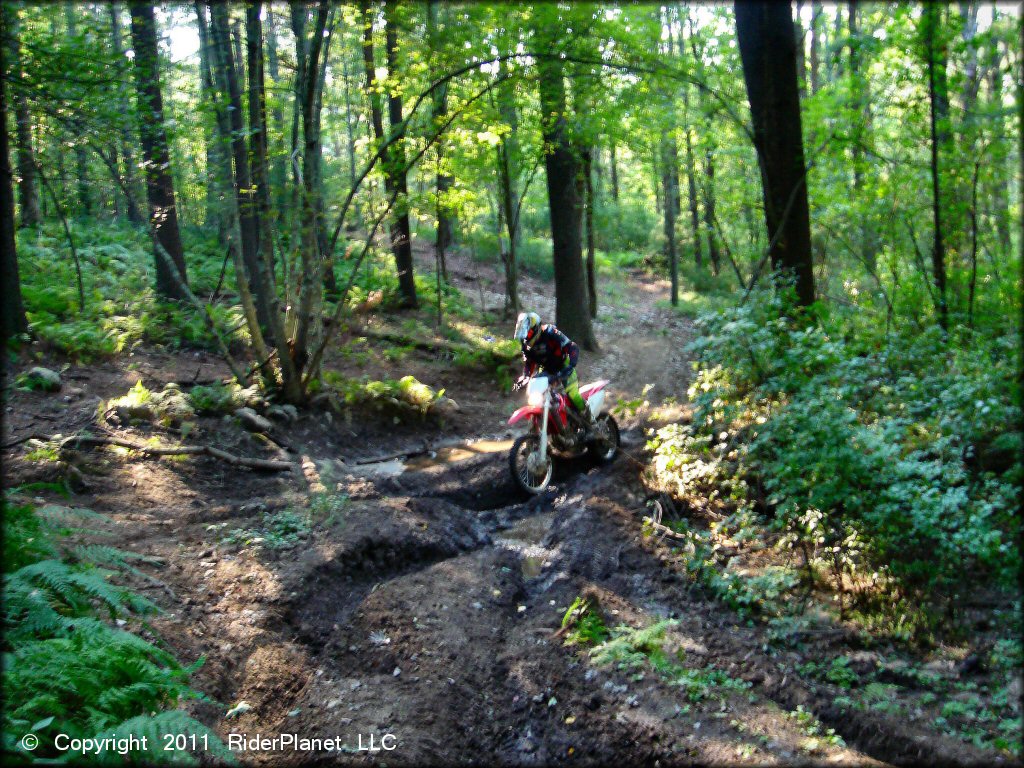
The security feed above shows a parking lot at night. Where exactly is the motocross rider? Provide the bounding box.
[513,311,595,433]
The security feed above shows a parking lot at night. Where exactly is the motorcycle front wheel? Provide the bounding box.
[509,434,553,494]
[588,412,620,464]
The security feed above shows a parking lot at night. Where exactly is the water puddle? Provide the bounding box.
[494,512,555,580]
[351,438,514,477]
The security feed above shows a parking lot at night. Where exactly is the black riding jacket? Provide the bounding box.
[521,324,579,381]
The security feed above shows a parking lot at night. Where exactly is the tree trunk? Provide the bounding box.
[795,0,807,99]
[496,57,520,316]
[4,6,40,228]
[65,5,92,216]
[735,1,816,306]
[246,2,276,284]
[128,1,189,301]
[0,9,28,340]
[988,41,1011,258]
[208,3,273,333]
[682,115,702,268]
[383,1,417,307]
[661,140,679,306]
[264,5,288,227]
[109,4,144,224]
[809,1,821,95]
[583,148,598,319]
[535,21,597,350]
[924,3,948,330]
[703,146,720,276]
[427,0,453,279]
[609,139,619,201]
[195,2,267,365]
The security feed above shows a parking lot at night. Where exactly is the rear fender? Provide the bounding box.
[508,406,542,425]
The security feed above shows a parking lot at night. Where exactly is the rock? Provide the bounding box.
[268,404,299,422]
[430,396,460,418]
[22,366,62,392]
[236,407,272,433]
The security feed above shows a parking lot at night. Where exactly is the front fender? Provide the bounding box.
[508,406,542,425]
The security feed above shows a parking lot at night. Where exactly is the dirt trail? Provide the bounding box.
[5,256,1010,766]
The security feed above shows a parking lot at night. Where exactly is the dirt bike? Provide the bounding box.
[506,374,620,494]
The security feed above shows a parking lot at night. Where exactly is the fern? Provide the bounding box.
[98,711,238,764]
[6,624,202,752]
[4,501,230,764]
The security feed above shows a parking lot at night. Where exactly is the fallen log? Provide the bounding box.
[59,434,296,472]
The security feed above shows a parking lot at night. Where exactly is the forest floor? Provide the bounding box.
[3,241,1018,767]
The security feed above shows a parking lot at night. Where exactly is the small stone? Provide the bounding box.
[268,404,299,422]
[326,700,341,710]
[225,701,252,719]
[393,667,402,677]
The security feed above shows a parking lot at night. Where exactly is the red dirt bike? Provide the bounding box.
[507,374,620,494]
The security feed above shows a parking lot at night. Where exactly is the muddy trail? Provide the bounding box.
[5,264,1012,767]
[131,433,1005,768]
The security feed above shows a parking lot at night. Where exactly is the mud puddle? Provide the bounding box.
[493,511,555,580]
[351,437,515,477]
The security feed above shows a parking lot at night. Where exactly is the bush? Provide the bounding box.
[651,283,1021,632]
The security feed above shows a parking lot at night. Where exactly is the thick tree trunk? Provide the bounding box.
[536,27,597,350]
[4,6,40,228]
[925,4,948,330]
[128,1,189,301]
[1,13,28,340]
[735,1,816,306]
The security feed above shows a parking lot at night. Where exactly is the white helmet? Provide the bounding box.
[513,311,542,347]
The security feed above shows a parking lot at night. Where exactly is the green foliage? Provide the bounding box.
[223,508,311,551]
[651,285,1022,635]
[16,223,243,360]
[786,705,846,752]
[589,619,680,671]
[559,596,609,647]
[323,372,443,420]
[3,499,224,763]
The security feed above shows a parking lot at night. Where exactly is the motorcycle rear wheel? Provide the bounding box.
[510,434,553,494]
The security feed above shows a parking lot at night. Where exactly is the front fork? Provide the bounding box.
[538,391,550,463]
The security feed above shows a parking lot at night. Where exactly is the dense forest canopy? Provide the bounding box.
[1,1,1021,764]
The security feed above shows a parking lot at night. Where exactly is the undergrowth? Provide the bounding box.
[2,496,231,763]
